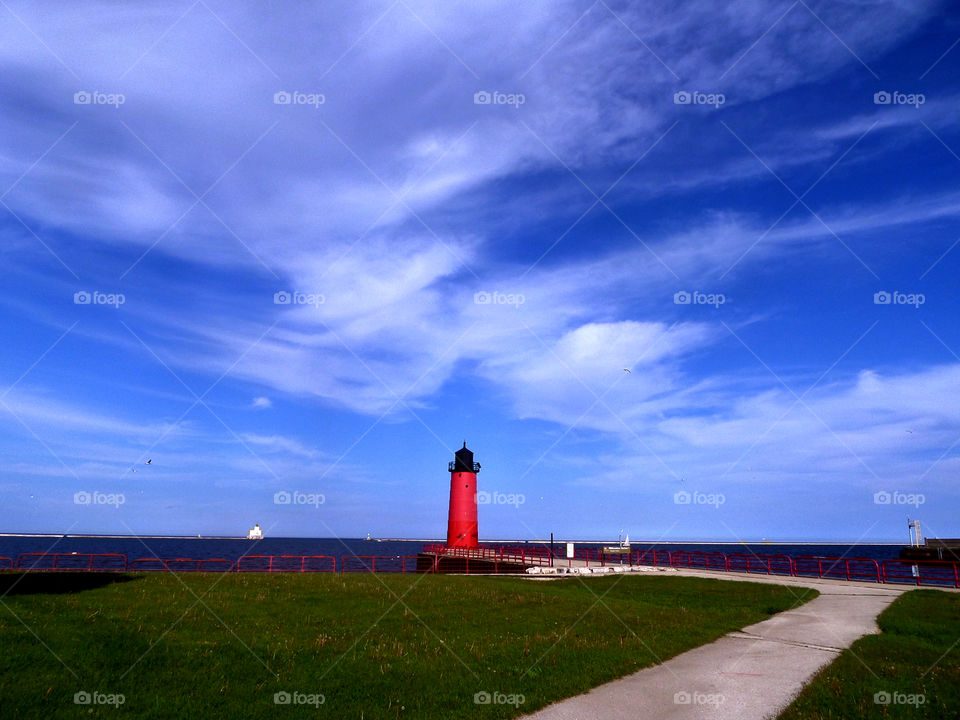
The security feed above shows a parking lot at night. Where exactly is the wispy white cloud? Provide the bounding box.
[557,364,960,496]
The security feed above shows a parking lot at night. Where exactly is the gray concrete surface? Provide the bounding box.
[521,579,905,720]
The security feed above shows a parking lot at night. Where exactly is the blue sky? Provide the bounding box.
[1,1,959,542]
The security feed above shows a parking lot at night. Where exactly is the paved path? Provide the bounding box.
[521,578,905,720]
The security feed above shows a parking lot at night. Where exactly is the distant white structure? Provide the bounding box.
[247,523,263,540]
[908,519,923,547]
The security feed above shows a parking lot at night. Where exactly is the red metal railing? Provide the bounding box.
[571,547,638,566]
[699,552,722,570]
[16,552,127,571]
[846,558,882,583]
[791,555,878,583]
[128,557,234,572]
[301,555,337,572]
[574,547,607,566]
[794,555,829,578]
[128,558,167,572]
[341,556,420,573]
[422,555,530,574]
[633,550,671,567]
[533,546,956,588]
[670,551,731,571]
[4,550,956,586]
[422,544,551,567]
[765,555,796,576]
[236,555,336,573]
[721,553,794,576]
[882,559,960,587]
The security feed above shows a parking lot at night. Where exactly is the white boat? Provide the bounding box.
[247,523,263,540]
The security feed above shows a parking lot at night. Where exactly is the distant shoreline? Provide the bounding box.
[0,533,905,545]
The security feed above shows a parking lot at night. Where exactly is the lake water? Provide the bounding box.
[0,536,905,565]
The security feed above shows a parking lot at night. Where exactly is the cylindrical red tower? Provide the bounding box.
[446,442,480,548]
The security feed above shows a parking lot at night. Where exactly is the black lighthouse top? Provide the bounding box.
[448,441,481,473]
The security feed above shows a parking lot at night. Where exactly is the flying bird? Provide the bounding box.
[623,368,631,373]
[145,459,152,465]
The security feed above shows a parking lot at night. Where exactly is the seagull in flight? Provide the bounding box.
[623,368,631,374]
[130,458,152,474]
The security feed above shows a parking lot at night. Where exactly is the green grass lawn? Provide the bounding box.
[778,589,960,719]
[0,571,812,719]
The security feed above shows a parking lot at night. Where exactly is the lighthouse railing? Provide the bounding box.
[421,543,551,570]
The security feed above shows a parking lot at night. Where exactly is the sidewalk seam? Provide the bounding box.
[726,631,844,653]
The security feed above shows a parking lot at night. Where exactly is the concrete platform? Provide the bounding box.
[521,577,906,720]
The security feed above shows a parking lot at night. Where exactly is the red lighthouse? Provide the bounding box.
[446,442,480,548]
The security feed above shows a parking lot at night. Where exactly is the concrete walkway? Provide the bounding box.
[521,578,905,720]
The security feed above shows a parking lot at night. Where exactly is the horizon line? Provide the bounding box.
[0,533,911,545]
